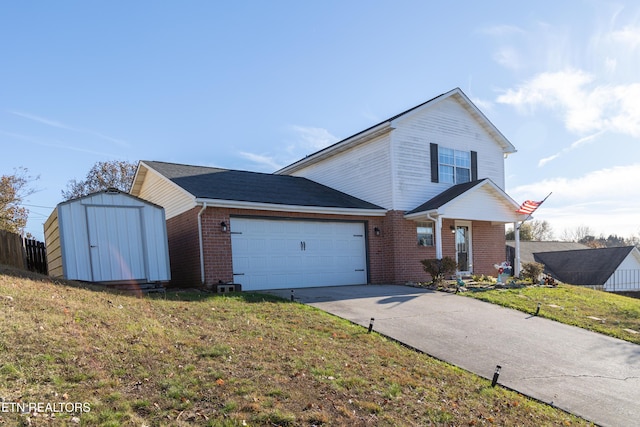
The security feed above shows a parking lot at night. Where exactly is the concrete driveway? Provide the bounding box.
[264,285,640,427]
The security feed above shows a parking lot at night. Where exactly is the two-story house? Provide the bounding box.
[130,88,527,290]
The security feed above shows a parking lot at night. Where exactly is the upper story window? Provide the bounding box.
[430,143,477,184]
[439,147,471,184]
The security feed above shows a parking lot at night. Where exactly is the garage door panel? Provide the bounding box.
[230,218,367,291]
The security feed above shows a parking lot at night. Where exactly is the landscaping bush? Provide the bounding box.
[421,257,458,284]
[521,262,544,281]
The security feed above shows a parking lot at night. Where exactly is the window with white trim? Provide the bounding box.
[439,147,471,184]
[417,221,434,246]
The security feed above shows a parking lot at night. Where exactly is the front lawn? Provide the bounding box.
[0,264,591,426]
[462,283,640,344]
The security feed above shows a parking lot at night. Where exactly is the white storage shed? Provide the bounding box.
[44,189,171,285]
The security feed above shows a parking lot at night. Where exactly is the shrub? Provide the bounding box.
[420,257,458,284]
[521,262,544,281]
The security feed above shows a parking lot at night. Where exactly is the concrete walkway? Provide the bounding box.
[264,285,640,427]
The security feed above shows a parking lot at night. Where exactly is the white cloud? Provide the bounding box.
[492,47,522,70]
[238,125,339,172]
[497,70,640,137]
[9,110,128,147]
[288,125,339,151]
[238,152,282,171]
[0,129,122,158]
[609,25,640,49]
[512,163,640,201]
[470,97,493,112]
[538,130,604,167]
[509,164,640,236]
[479,24,525,36]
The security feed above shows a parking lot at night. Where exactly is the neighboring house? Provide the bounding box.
[131,88,527,290]
[44,189,171,285]
[506,241,589,266]
[533,246,640,292]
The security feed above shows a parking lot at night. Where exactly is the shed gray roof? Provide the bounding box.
[533,246,636,286]
[142,161,384,211]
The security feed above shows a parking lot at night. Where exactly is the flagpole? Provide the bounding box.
[514,192,552,278]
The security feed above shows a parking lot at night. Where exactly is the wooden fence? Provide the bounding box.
[0,230,48,275]
[0,229,25,268]
[24,238,47,275]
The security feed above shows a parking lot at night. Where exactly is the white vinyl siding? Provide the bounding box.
[289,134,393,209]
[438,184,519,222]
[391,96,506,211]
[604,250,640,291]
[284,94,508,213]
[136,167,195,219]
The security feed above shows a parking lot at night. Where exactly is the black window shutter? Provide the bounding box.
[471,150,478,181]
[430,143,439,183]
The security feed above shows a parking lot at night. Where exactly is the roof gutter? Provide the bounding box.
[197,201,208,285]
[194,198,387,216]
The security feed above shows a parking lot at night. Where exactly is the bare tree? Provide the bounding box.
[0,167,39,234]
[62,160,137,200]
[560,225,593,242]
[529,220,554,241]
[506,220,553,241]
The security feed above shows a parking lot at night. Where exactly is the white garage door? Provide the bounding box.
[230,218,367,291]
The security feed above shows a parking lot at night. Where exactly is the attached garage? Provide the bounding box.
[129,161,387,289]
[230,217,368,290]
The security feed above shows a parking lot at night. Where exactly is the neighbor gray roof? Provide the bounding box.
[533,246,636,286]
[143,161,384,210]
[506,241,590,265]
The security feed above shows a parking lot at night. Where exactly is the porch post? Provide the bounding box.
[435,216,443,259]
[514,221,521,277]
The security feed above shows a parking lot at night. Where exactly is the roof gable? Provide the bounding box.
[534,246,636,286]
[405,178,524,223]
[277,88,516,175]
[58,187,162,209]
[139,160,384,211]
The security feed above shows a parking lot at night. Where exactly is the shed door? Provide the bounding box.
[230,218,367,291]
[87,206,146,282]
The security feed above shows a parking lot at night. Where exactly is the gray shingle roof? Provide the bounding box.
[533,246,635,286]
[506,241,590,265]
[143,161,384,210]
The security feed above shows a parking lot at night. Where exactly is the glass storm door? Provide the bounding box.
[455,222,471,273]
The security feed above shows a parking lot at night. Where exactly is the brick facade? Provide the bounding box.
[166,207,506,288]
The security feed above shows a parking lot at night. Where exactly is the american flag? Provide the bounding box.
[516,200,542,215]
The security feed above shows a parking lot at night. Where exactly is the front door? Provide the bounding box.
[455,221,472,274]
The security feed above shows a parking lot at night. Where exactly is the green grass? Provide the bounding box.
[0,265,591,426]
[463,283,640,344]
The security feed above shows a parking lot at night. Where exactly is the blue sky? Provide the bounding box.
[2,0,640,241]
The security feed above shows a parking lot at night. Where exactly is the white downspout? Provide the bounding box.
[514,221,521,277]
[426,212,443,259]
[197,202,208,285]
